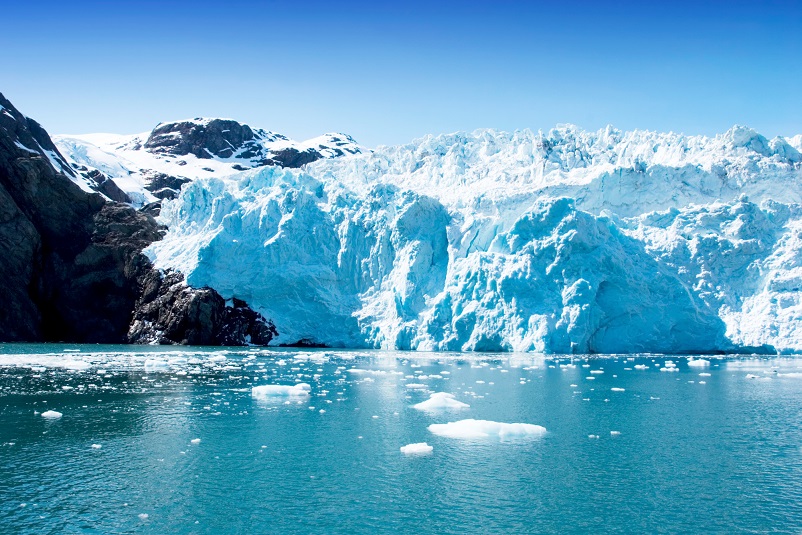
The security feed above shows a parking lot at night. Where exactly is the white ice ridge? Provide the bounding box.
[427,419,547,440]
[251,383,311,400]
[413,392,470,411]
[400,442,433,455]
[144,125,802,353]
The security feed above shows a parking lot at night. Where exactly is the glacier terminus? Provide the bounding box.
[56,123,802,354]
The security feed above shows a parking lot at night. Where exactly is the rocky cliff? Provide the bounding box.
[0,93,276,345]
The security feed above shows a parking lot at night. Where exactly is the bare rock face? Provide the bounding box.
[128,270,278,346]
[69,164,132,204]
[140,170,192,200]
[141,118,349,169]
[144,119,264,160]
[0,93,278,346]
[0,92,101,340]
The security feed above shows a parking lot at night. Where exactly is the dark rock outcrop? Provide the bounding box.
[141,170,191,200]
[144,118,269,160]
[70,163,131,204]
[0,93,277,346]
[129,270,278,346]
[140,118,357,169]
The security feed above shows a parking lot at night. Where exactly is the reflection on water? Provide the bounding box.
[1,344,801,534]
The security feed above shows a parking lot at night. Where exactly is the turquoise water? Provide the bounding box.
[1,344,801,534]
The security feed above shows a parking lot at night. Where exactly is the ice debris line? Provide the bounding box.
[123,124,802,353]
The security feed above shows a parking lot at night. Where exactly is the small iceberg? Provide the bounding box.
[400,442,433,455]
[252,383,311,400]
[687,358,711,368]
[41,410,63,419]
[427,419,546,440]
[413,392,470,411]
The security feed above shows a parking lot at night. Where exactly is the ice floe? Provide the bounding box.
[413,392,470,411]
[400,442,433,455]
[251,383,311,400]
[427,419,546,440]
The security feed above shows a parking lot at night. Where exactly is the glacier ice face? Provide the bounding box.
[146,126,802,353]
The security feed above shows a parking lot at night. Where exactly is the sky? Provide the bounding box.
[2,0,801,147]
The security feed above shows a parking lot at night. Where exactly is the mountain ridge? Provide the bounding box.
[54,118,365,206]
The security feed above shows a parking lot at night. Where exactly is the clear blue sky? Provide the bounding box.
[2,0,800,146]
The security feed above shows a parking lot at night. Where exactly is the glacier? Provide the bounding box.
[137,124,802,353]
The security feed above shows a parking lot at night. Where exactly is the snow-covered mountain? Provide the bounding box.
[54,118,364,205]
[140,124,802,353]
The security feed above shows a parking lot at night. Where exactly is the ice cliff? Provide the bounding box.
[142,124,802,353]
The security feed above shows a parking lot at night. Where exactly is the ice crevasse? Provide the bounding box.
[145,125,802,353]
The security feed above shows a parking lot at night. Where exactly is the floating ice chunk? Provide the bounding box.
[138,513,149,520]
[190,438,201,444]
[588,434,600,439]
[611,387,625,392]
[144,358,169,372]
[687,358,710,367]
[634,364,649,370]
[610,431,621,436]
[413,392,470,411]
[428,419,546,440]
[699,372,711,377]
[251,383,311,400]
[405,383,427,389]
[63,360,90,371]
[91,444,102,449]
[400,442,433,455]
[590,370,604,375]
[41,410,62,419]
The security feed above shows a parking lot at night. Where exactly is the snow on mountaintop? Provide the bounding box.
[54,119,365,206]
[145,123,802,353]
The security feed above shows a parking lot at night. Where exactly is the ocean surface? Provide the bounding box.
[1,344,801,534]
